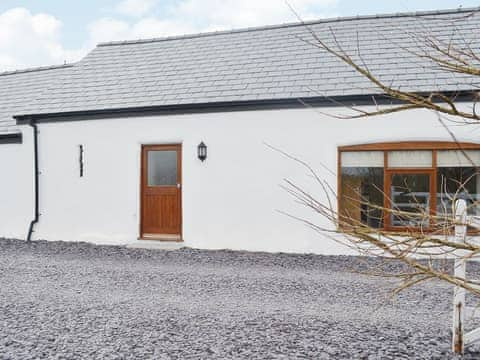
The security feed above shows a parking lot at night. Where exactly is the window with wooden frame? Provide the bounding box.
[338,142,480,232]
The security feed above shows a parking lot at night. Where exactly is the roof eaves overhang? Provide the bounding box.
[0,132,22,144]
[13,91,477,125]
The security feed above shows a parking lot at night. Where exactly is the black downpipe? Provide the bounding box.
[27,121,39,241]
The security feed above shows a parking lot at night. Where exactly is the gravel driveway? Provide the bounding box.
[1,238,479,359]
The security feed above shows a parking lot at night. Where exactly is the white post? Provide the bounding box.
[453,198,467,354]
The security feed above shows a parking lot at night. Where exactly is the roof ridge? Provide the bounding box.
[98,7,480,47]
[0,63,74,78]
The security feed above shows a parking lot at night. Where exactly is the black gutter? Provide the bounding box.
[0,132,22,144]
[15,95,377,123]
[14,91,477,125]
[27,121,39,242]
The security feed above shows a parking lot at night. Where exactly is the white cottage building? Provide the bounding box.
[1,8,480,254]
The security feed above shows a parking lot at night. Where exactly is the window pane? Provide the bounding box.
[388,151,432,168]
[341,151,384,167]
[390,173,430,227]
[437,150,480,167]
[340,167,384,228]
[437,167,480,217]
[147,150,177,186]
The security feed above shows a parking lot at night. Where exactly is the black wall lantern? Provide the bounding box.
[198,141,207,162]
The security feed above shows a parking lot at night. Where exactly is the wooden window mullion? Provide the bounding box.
[430,150,438,229]
[383,151,390,229]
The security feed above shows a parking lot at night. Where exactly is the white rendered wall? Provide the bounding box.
[0,128,33,239]
[1,106,479,254]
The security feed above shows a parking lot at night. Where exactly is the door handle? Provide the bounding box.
[177,183,181,189]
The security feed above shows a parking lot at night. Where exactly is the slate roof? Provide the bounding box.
[0,65,73,134]
[5,7,480,130]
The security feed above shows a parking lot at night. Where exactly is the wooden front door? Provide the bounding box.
[141,144,182,240]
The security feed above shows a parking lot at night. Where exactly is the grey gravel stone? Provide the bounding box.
[1,238,480,359]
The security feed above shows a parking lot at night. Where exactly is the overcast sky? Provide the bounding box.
[0,0,478,71]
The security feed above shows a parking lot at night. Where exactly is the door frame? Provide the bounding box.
[139,143,183,241]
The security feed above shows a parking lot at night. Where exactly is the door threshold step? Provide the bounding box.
[141,234,182,241]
